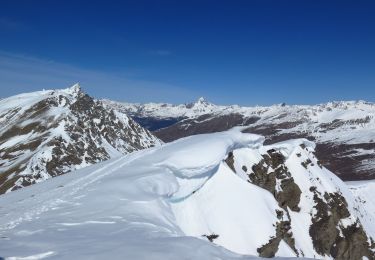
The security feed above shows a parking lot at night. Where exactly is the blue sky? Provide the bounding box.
[0,0,374,105]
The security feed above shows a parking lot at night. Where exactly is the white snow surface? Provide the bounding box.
[0,128,371,259]
[347,180,375,238]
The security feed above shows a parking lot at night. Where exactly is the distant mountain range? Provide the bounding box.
[0,85,161,194]
[104,98,375,181]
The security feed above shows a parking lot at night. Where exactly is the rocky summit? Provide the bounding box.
[0,84,161,194]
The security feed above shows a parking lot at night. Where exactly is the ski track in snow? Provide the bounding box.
[0,149,154,233]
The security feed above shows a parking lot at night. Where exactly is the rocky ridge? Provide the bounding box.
[223,139,375,259]
[0,84,161,194]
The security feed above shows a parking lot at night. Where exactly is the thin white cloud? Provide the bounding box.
[0,51,195,103]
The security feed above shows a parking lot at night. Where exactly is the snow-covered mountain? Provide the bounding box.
[104,98,375,181]
[104,96,221,120]
[0,129,373,259]
[0,85,161,194]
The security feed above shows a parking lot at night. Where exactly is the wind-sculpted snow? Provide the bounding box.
[0,129,373,259]
[154,127,264,177]
[171,135,375,258]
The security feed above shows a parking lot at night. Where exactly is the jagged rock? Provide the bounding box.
[258,220,297,258]
[202,234,219,242]
[276,178,301,212]
[0,85,161,194]
[229,141,374,259]
[301,158,312,169]
[309,191,374,259]
[225,151,236,173]
[248,149,301,212]
[332,222,374,259]
[250,160,276,195]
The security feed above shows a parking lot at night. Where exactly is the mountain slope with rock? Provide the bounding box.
[104,98,375,181]
[0,85,161,194]
[0,128,373,259]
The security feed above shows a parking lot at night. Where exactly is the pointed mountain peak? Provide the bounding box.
[197,97,206,103]
[63,83,82,96]
[195,97,213,106]
[186,97,213,109]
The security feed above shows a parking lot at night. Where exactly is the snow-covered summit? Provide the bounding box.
[107,98,375,128]
[0,85,161,194]
[197,96,207,103]
[0,129,373,259]
[62,83,81,96]
[188,96,212,106]
[103,96,223,119]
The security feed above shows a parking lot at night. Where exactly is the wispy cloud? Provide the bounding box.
[0,51,195,103]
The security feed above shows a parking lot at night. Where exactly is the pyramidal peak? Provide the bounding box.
[194,96,214,106]
[197,96,206,103]
[184,97,214,110]
[63,83,82,96]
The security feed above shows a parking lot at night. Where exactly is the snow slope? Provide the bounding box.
[0,84,161,194]
[347,180,375,238]
[0,129,373,259]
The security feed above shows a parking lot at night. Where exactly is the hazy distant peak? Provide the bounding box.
[62,83,82,96]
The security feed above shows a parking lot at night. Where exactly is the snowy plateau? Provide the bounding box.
[0,87,375,259]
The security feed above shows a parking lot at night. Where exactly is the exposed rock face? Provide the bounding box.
[0,85,161,194]
[225,152,235,173]
[258,219,297,258]
[309,191,374,259]
[202,234,219,242]
[248,149,301,212]
[105,99,375,181]
[239,149,301,257]
[225,142,375,259]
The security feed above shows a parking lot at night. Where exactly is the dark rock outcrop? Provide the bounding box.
[309,191,374,260]
[258,219,297,258]
[227,147,374,259]
[225,152,236,173]
[202,234,220,242]
[248,149,301,212]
